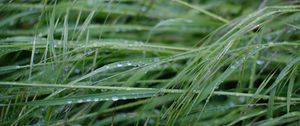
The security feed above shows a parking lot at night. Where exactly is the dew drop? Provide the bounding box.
[127,62,132,66]
[256,60,265,65]
[117,64,123,67]
[112,96,119,101]
[86,99,91,102]
[77,99,83,103]
[67,101,72,104]
[94,98,99,102]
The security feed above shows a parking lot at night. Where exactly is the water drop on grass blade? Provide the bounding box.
[112,96,119,101]
[127,62,132,66]
[256,60,265,65]
[117,64,123,67]
[94,98,99,102]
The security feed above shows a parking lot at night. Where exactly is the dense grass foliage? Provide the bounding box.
[0,0,300,125]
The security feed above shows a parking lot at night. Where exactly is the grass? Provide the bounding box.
[0,0,300,125]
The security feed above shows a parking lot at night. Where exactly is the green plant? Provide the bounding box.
[0,0,300,125]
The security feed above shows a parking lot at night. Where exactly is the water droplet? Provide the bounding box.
[86,99,91,102]
[67,101,72,104]
[256,60,264,65]
[127,62,132,66]
[77,99,83,103]
[117,64,123,67]
[122,96,127,100]
[94,98,99,102]
[112,96,119,101]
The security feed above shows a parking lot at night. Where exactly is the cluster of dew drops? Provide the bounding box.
[66,96,123,104]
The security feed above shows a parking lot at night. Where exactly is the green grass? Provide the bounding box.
[0,0,300,125]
